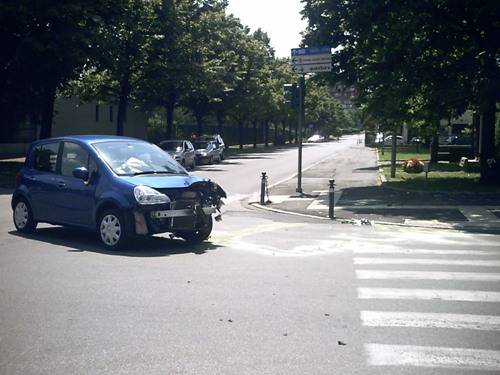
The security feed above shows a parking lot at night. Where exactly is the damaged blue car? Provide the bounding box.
[12,135,226,249]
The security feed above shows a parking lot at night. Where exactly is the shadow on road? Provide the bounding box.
[9,227,221,257]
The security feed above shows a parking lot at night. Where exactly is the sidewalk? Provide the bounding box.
[249,143,500,233]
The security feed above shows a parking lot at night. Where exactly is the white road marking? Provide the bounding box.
[354,257,500,267]
[357,288,500,302]
[361,311,500,331]
[356,270,500,281]
[353,248,496,256]
[365,344,500,371]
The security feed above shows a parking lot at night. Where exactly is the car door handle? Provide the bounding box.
[57,180,66,188]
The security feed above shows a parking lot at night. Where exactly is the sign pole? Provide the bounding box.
[296,74,305,195]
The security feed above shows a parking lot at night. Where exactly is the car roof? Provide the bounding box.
[31,135,143,147]
[159,139,187,143]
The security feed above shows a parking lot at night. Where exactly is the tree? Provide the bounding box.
[302,0,500,182]
[0,1,112,139]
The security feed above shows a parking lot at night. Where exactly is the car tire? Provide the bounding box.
[176,215,213,244]
[13,198,37,233]
[98,209,128,250]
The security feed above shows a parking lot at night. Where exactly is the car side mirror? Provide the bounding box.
[73,167,89,181]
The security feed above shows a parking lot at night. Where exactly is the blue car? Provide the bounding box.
[11,135,226,249]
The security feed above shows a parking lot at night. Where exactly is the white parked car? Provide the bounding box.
[307,134,325,143]
[383,135,404,145]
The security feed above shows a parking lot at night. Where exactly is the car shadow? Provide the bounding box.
[9,227,221,257]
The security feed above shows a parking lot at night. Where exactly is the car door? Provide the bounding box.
[184,141,195,166]
[54,142,97,227]
[29,141,62,223]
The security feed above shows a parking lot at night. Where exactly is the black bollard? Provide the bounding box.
[260,172,267,205]
[329,179,335,220]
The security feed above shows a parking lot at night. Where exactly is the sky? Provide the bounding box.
[226,0,308,58]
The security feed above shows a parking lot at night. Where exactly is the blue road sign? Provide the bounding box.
[291,46,331,57]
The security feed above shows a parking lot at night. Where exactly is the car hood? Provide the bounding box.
[120,174,205,189]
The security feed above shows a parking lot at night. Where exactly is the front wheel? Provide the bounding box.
[176,215,213,244]
[98,209,128,250]
[13,199,37,233]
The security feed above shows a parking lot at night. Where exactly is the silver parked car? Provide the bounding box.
[193,140,221,164]
[199,134,225,160]
[158,140,196,169]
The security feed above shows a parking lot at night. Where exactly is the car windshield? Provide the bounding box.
[194,142,211,149]
[159,141,183,152]
[93,141,186,176]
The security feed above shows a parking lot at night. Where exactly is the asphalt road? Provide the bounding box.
[1,136,499,375]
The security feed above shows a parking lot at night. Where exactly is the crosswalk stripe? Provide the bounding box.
[356,270,500,281]
[365,344,500,370]
[353,248,496,256]
[361,311,500,331]
[354,257,500,267]
[358,288,500,302]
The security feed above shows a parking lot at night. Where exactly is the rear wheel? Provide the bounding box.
[176,215,213,244]
[98,209,128,250]
[13,199,37,233]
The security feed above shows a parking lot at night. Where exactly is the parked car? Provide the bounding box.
[446,135,472,145]
[307,134,325,143]
[193,140,222,164]
[383,135,404,145]
[199,134,225,160]
[11,136,226,249]
[410,136,423,144]
[158,139,196,169]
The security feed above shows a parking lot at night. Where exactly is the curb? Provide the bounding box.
[249,201,500,233]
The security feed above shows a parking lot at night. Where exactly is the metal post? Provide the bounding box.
[296,74,305,194]
[260,172,267,205]
[329,179,335,220]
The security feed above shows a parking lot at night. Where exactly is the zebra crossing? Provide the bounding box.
[354,241,500,373]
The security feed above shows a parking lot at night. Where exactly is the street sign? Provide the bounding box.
[291,46,331,74]
[291,64,332,74]
[291,46,331,56]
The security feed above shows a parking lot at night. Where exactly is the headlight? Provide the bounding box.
[134,185,170,205]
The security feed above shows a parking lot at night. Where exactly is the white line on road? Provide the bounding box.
[357,288,500,302]
[356,270,500,281]
[354,257,500,267]
[353,248,497,256]
[365,344,500,371]
[361,311,500,331]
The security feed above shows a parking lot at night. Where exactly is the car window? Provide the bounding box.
[93,141,186,176]
[186,141,194,151]
[61,142,90,177]
[33,142,60,173]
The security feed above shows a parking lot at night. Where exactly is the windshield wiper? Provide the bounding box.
[132,171,178,176]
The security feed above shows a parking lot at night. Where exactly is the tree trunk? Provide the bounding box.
[264,120,269,147]
[430,133,439,163]
[116,74,131,136]
[390,128,397,178]
[39,85,56,139]
[238,120,243,149]
[472,112,480,158]
[165,101,174,140]
[195,111,203,136]
[294,120,298,144]
[274,122,278,146]
[282,121,286,144]
[479,99,497,184]
[252,120,257,148]
[216,110,224,135]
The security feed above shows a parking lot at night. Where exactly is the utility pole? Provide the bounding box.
[296,74,305,194]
